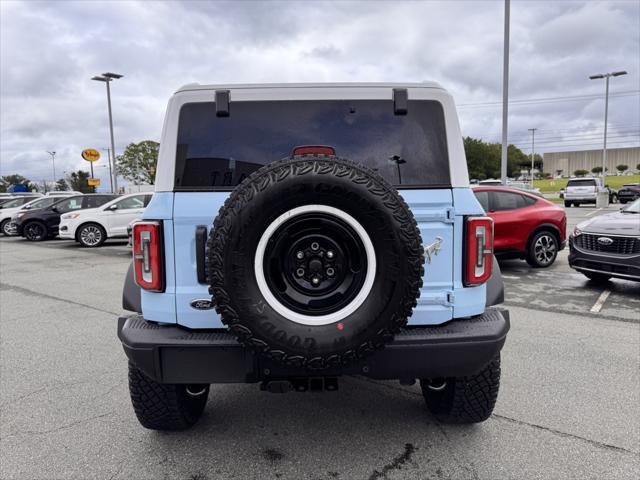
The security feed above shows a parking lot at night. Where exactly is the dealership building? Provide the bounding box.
[543,146,640,176]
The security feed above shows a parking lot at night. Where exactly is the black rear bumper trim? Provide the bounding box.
[118,307,510,384]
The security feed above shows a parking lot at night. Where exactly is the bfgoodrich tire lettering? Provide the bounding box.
[206,155,424,370]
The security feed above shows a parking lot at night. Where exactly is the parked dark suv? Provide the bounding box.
[618,183,640,204]
[14,194,118,241]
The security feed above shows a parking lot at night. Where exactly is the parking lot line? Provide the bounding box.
[584,208,603,217]
[590,290,611,313]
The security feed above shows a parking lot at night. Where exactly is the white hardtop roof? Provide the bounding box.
[176,82,444,94]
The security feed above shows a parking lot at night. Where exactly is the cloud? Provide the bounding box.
[0,0,638,186]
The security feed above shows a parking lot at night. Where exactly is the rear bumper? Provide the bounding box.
[118,307,510,384]
[565,195,596,202]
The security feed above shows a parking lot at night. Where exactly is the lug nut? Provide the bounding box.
[311,276,320,285]
[311,242,320,251]
[296,268,305,277]
[326,267,335,277]
[326,250,334,259]
[296,251,304,259]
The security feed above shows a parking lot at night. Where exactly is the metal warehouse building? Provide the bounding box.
[543,146,640,175]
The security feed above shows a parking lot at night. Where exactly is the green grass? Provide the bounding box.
[534,175,640,193]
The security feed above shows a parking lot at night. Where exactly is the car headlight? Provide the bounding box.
[14,212,26,219]
[61,213,81,220]
[572,226,582,237]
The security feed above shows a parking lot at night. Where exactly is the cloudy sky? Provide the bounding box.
[1,0,638,188]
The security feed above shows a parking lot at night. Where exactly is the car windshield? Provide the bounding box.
[621,199,640,213]
[0,198,31,208]
[23,197,57,210]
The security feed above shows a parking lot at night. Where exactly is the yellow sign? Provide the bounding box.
[82,148,101,162]
[88,178,101,186]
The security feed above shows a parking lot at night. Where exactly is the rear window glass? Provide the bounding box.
[174,100,450,190]
[473,190,490,211]
[567,179,596,187]
[491,191,530,211]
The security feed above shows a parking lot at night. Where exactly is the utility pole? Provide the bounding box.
[500,0,510,185]
[528,128,537,186]
[92,72,123,193]
[589,71,627,177]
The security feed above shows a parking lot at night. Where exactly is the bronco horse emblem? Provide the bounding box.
[424,236,444,264]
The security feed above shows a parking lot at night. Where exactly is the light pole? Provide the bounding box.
[46,151,56,188]
[528,128,537,185]
[589,71,627,177]
[500,0,510,185]
[92,72,123,193]
[101,147,113,193]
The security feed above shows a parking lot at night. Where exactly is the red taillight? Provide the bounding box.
[292,145,336,156]
[133,221,164,292]
[464,216,493,286]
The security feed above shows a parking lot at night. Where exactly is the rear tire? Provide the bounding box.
[421,355,501,424]
[564,201,571,208]
[0,219,11,236]
[583,272,611,283]
[128,362,209,431]
[77,223,107,248]
[23,221,48,241]
[526,230,559,268]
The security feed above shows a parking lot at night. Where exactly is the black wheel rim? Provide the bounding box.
[263,212,368,317]
[25,223,44,240]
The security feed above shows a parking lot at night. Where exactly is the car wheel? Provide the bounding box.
[583,272,611,283]
[421,355,501,424]
[128,362,209,431]
[207,155,424,370]
[564,201,571,208]
[23,221,48,241]
[77,223,106,248]
[0,219,11,236]
[526,230,558,268]
[619,200,627,204]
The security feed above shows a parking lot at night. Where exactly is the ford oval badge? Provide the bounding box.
[190,299,214,310]
[597,237,614,246]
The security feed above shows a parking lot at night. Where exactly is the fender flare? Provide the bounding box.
[486,256,504,307]
[122,262,142,313]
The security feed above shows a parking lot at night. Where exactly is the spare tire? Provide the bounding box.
[207,155,423,369]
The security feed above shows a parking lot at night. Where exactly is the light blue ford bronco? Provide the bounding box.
[119,83,509,430]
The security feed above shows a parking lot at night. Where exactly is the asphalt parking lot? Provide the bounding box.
[1,204,638,480]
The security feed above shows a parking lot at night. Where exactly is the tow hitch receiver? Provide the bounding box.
[261,377,339,393]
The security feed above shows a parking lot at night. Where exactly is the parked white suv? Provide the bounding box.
[0,195,50,236]
[59,193,152,247]
[564,177,604,207]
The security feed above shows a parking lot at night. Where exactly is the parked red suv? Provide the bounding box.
[473,186,567,267]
